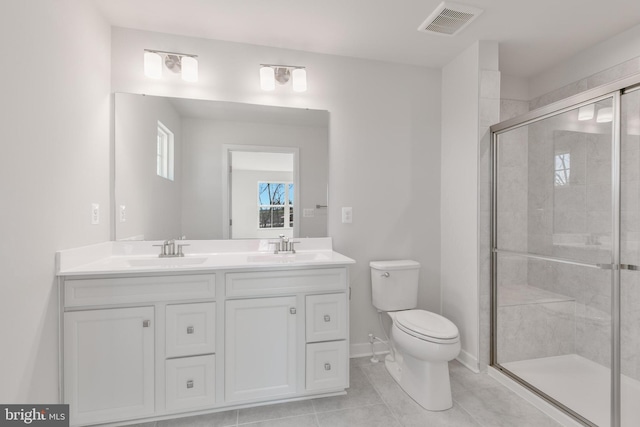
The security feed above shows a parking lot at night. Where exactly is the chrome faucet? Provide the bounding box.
[153,239,190,257]
[269,234,299,254]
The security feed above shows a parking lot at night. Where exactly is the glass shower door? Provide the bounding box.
[493,96,616,426]
[620,87,640,427]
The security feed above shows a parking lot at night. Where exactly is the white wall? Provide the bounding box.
[529,23,640,100]
[111,27,442,354]
[441,41,500,370]
[501,74,530,101]
[115,93,183,240]
[0,0,111,402]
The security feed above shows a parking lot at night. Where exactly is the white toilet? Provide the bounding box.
[370,260,460,411]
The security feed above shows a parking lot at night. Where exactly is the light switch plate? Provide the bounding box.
[119,205,126,222]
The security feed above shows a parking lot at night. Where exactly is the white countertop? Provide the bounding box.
[57,238,355,276]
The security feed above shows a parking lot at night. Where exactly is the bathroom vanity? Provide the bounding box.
[57,238,354,426]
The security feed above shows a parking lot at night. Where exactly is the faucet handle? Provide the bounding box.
[268,240,280,254]
[152,243,166,257]
[288,240,300,253]
[176,243,190,257]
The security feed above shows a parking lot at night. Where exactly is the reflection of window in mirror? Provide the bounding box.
[156,120,174,181]
[554,152,570,186]
[258,182,294,229]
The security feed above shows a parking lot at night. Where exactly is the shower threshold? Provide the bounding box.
[500,354,640,427]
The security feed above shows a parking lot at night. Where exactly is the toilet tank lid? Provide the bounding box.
[370,260,420,270]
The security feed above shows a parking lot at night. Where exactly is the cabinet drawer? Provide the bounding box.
[226,268,347,297]
[165,355,216,411]
[166,303,215,358]
[306,293,347,342]
[306,341,348,391]
[64,274,215,308]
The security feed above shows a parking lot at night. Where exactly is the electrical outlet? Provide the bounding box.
[91,203,100,225]
[342,207,353,224]
[119,205,126,222]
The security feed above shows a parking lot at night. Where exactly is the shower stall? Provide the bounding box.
[490,75,640,427]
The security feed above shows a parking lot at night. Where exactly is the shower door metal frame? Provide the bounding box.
[490,73,640,427]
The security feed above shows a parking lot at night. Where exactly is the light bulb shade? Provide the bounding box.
[260,66,275,91]
[578,104,594,121]
[596,107,613,123]
[292,68,307,92]
[144,51,162,79]
[181,56,198,82]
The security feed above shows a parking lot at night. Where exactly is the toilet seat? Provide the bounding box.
[394,310,459,344]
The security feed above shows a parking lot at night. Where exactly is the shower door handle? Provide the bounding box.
[596,264,640,271]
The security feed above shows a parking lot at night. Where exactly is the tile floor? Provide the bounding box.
[130,357,563,427]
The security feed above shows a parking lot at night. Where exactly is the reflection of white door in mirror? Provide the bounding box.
[223,146,299,239]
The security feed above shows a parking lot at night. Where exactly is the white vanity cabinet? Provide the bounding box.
[61,273,217,426]
[224,268,349,404]
[63,306,155,426]
[59,257,351,427]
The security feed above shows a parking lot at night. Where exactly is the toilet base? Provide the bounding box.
[384,351,453,411]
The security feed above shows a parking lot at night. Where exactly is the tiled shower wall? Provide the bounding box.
[525,122,613,369]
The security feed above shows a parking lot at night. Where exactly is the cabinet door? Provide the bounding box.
[225,296,297,402]
[64,307,154,426]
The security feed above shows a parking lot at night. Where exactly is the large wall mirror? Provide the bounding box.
[114,93,329,241]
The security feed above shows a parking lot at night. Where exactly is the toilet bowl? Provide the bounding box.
[385,310,460,411]
[369,260,460,411]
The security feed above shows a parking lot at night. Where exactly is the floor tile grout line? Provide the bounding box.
[451,387,492,427]
[450,397,488,427]
[357,363,404,426]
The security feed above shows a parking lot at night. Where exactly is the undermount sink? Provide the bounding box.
[246,252,331,263]
[125,257,208,267]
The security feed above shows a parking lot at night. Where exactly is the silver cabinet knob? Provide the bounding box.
[143,320,151,328]
[324,363,332,371]
[381,272,390,278]
[290,307,297,314]
[186,380,194,389]
[187,326,194,334]
[324,314,331,322]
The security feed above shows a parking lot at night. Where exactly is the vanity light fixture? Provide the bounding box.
[578,104,595,121]
[144,49,199,82]
[596,106,613,123]
[259,64,307,92]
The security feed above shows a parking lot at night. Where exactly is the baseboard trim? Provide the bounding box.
[456,349,480,373]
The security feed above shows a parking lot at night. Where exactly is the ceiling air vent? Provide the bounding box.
[418,2,483,36]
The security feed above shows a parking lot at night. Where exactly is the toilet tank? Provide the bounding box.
[370,260,420,311]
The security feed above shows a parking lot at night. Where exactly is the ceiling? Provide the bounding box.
[92,0,640,78]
